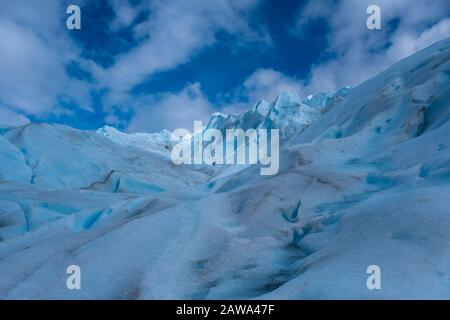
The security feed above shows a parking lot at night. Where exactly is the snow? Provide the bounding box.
[97,125,178,157]
[0,134,32,184]
[0,37,449,299]
[205,90,349,140]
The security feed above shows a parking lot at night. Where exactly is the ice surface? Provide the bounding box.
[0,37,450,299]
[97,125,178,157]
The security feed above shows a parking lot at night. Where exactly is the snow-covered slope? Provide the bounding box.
[0,123,207,241]
[97,125,177,157]
[96,88,349,160]
[0,37,449,299]
[205,88,350,141]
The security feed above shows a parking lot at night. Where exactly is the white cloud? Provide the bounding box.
[0,106,29,127]
[295,0,450,93]
[215,0,450,119]
[98,0,269,131]
[216,0,450,119]
[2,0,447,133]
[0,1,93,117]
[206,68,306,117]
[386,18,450,62]
[97,0,265,109]
[243,68,305,102]
[109,0,141,31]
[0,19,62,114]
[0,0,266,130]
[127,82,214,132]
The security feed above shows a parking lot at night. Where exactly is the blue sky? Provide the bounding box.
[0,0,449,132]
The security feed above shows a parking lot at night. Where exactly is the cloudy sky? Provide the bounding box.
[0,0,449,132]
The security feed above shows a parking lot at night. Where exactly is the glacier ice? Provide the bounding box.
[0,37,450,299]
[97,125,179,157]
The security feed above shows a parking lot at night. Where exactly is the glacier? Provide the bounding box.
[0,37,450,299]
